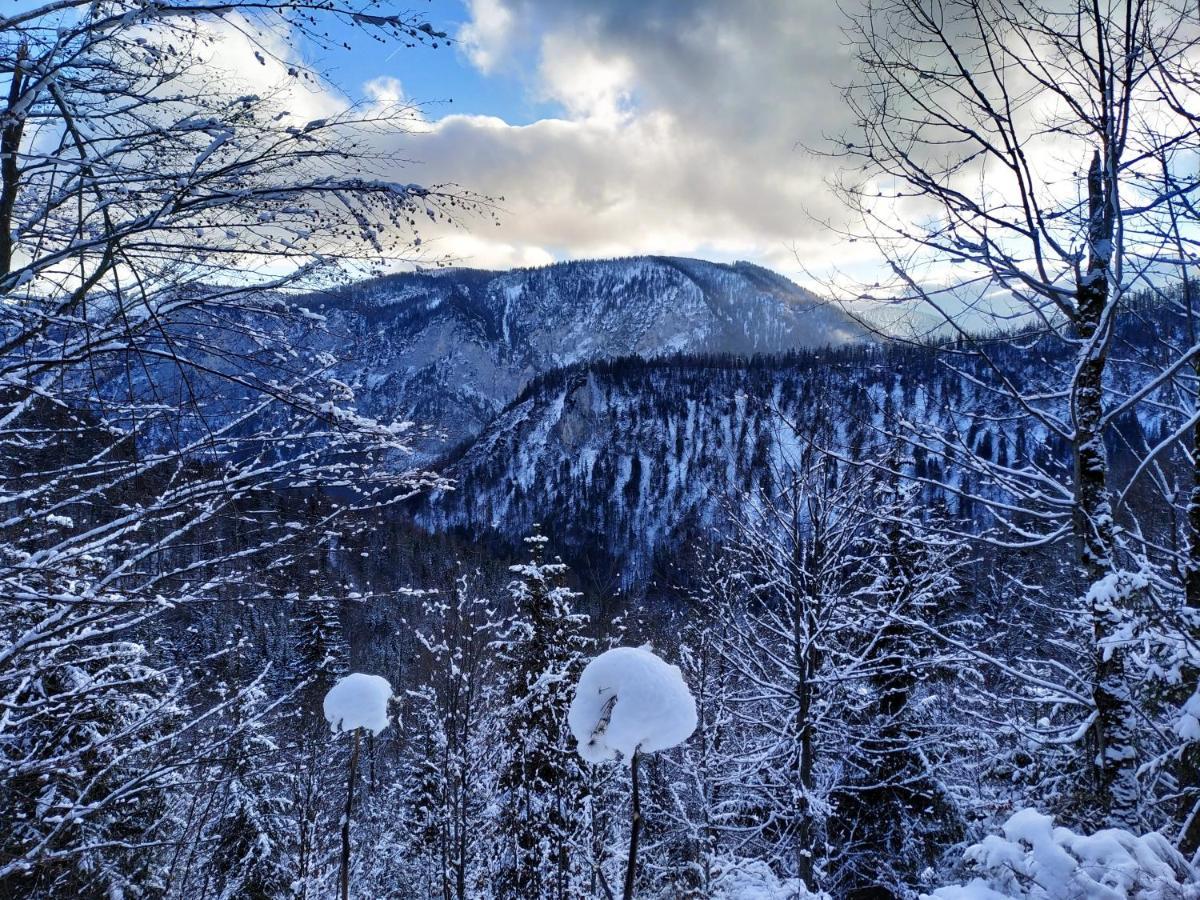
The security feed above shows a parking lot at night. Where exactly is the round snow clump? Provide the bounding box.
[323,673,393,736]
[569,646,697,764]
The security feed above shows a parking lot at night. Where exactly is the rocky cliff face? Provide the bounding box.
[416,346,992,585]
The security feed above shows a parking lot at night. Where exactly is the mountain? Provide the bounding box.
[417,314,1171,590]
[415,345,1001,586]
[303,256,867,456]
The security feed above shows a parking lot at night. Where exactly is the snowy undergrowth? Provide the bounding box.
[926,809,1199,899]
[709,856,831,899]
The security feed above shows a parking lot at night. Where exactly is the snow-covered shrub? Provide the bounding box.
[569,645,697,762]
[709,855,831,899]
[925,809,1199,899]
[322,673,393,735]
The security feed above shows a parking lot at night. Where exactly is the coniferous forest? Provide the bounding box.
[4,1,1200,898]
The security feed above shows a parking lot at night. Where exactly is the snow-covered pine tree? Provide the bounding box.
[490,530,592,900]
[1141,196,1200,857]
[829,466,967,897]
[1086,562,1200,858]
[397,569,499,899]
[207,668,294,900]
[0,582,181,897]
[285,591,350,897]
[396,721,447,895]
[295,593,349,707]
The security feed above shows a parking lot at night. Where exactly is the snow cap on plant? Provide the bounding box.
[323,673,393,735]
[569,645,697,764]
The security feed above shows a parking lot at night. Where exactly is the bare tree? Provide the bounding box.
[829,0,1200,831]
[0,1,486,891]
[710,453,874,891]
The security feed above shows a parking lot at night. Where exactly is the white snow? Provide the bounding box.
[568,645,697,764]
[1176,687,1200,743]
[924,808,1199,900]
[709,856,827,899]
[322,673,393,736]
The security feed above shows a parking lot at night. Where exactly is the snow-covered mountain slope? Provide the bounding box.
[418,318,1170,588]
[417,349,978,584]
[303,257,867,455]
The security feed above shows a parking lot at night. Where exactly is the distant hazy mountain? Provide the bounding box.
[304,256,867,456]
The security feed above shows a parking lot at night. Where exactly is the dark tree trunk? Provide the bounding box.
[0,42,28,281]
[622,750,642,900]
[456,775,468,900]
[793,499,820,888]
[1187,403,1200,609]
[340,730,361,900]
[794,624,815,888]
[1179,386,1200,856]
[1076,150,1138,828]
[1181,305,1200,854]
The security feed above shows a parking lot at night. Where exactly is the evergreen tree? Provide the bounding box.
[829,470,967,898]
[286,593,348,898]
[294,592,348,707]
[490,530,592,900]
[0,608,180,898]
[399,569,499,900]
[209,669,294,900]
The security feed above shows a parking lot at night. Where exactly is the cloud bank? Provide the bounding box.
[374,0,864,275]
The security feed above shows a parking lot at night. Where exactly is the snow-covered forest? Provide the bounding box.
[3,0,1200,898]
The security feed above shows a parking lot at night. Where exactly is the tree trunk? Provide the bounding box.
[1076,150,1138,828]
[794,497,819,888]
[0,42,28,281]
[622,749,642,900]
[368,732,376,793]
[1179,369,1200,856]
[795,642,815,887]
[1186,402,1200,610]
[456,774,468,900]
[340,730,361,900]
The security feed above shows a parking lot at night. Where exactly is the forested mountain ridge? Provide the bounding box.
[418,307,1179,590]
[297,256,868,456]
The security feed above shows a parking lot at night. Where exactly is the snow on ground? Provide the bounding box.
[925,808,1200,899]
[709,856,829,899]
[569,645,697,763]
[323,673,393,735]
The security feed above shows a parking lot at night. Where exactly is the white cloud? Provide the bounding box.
[536,34,634,124]
[363,76,407,107]
[457,0,516,75]
[364,0,860,276]
[425,233,557,270]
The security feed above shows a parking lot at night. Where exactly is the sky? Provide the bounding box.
[285,0,865,282]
